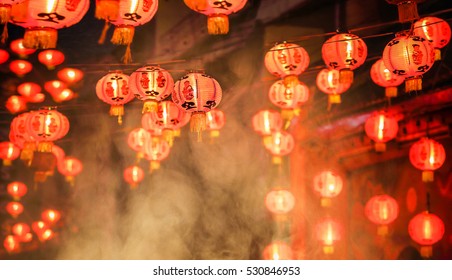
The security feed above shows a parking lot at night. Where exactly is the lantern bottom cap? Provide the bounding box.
[163,129,175,147]
[328,94,341,104]
[210,130,220,138]
[420,246,432,259]
[321,198,332,207]
[283,75,300,88]
[339,69,354,84]
[143,100,158,113]
[377,225,388,236]
[434,49,441,61]
[385,87,398,98]
[405,77,422,92]
[422,171,434,182]
[24,28,57,49]
[207,14,229,35]
[323,245,334,255]
[374,142,386,152]
[150,161,160,172]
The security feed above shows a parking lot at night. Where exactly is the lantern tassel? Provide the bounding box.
[207,14,229,35]
[162,129,174,147]
[0,4,11,24]
[434,49,441,61]
[420,246,432,259]
[1,22,7,44]
[122,43,132,64]
[97,21,111,45]
[23,28,58,49]
[190,112,207,142]
[37,141,53,153]
[111,25,135,45]
[109,105,124,125]
[150,161,160,173]
[3,159,11,166]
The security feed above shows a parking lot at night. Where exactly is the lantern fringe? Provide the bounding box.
[111,25,135,45]
[434,49,441,61]
[283,75,300,88]
[420,246,432,259]
[23,28,57,49]
[162,129,174,147]
[422,171,434,182]
[37,141,53,153]
[2,159,11,166]
[122,43,133,64]
[20,142,36,164]
[95,0,119,21]
[385,87,397,98]
[142,100,158,113]
[323,245,334,255]
[281,109,294,125]
[397,1,419,23]
[207,14,229,35]
[150,161,160,172]
[97,21,111,45]
[109,105,124,125]
[0,5,11,24]
[190,112,207,142]
[328,94,341,107]
[405,77,422,92]
[377,225,388,236]
[374,142,386,152]
[339,69,354,84]
[1,23,7,44]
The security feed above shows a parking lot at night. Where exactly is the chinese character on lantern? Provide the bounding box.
[413,16,451,61]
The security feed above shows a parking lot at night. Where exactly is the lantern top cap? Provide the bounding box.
[39,106,58,111]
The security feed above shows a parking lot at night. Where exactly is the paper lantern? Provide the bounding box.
[386,0,424,23]
[409,137,445,182]
[184,0,247,35]
[10,38,35,58]
[263,131,294,165]
[313,170,343,207]
[262,241,293,260]
[370,59,405,97]
[57,156,83,185]
[382,33,435,92]
[143,136,170,172]
[265,42,310,87]
[51,144,65,165]
[38,49,65,69]
[31,220,48,235]
[96,71,134,125]
[5,95,27,114]
[11,223,31,242]
[9,59,32,77]
[127,127,151,159]
[3,235,20,253]
[10,112,36,161]
[0,49,9,64]
[0,141,20,165]
[413,17,451,61]
[365,194,399,236]
[205,109,226,139]
[123,165,144,189]
[408,211,445,258]
[6,201,23,218]
[268,80,309,121]
[315,217,342,255]
[252,109,283,141]
[10,0,90,49]
[57,67,84,85]
[51,88,75,102]
[41,209,61,224]
[322,33,367,83]
[44,80,67,95]
[173,72,222,140]
[0,0,25,24]
[95,0,119,21]
[316,68,351,104]
[129,66,174,113]
[17,82,41,99]
[364,111,399,152]
[7,181,27,200]
[265,189,295,215]
[38,228,54,242]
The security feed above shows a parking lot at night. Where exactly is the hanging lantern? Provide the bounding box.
[322,33,367,84]
[262,241,293,260]
[95,0,119,21]
[263,131,295,165]
[315,217,342,255]
[57,156,83,185]
[9,59,32,77]
[0,49,9,64]
[3,235,20,254]
[57,67,84,85]
[123,165,144,189]
[144,136,170,172]
[7,181,27,200]
[5,95,27,114]
[31,220,48,235]
[173,72,222,141]
[268,80,309,121]
[313,170,343,207]
[129,66,174,113]
[382,33,435,92]
[96,71,134,125]
[316,68,351,104]
[17,82,41,99]
[409,137,445,182]
[265,42,310,87]
[265,188,295,216]
[11,222,31,242]
[205,109,226,139]
[0,141,20,165]
[10,0,90,49]
[370,59,405,97]
[6,201,24,218]
[364,111,399,152]
[128,128,151,159]
[51,144,65,166]
[10,38,35,58]
[385,0,424,23]
[38,228,54,242]
[10,112,36,161]
[38,49,65,70]
[41,209,61,224]
[365,194,399,236]
[413,17,451,61]
[252,109,283,145]
[51,88,75,103]
[44,80,67,95]
[408,211,445,258]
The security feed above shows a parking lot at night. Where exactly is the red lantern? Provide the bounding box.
[0,49,9,64]
[322,33,367,84]
[96,71,134,125]
[268,80,309,121]
[10,0,90,49]
[57,67,84,85]
[38,49,65,70]
[3,235,20,253]
[365,194,399,236]
[128,128,151,159]
[11,223,32,243]
[41,209,61,224]
[263,131,295,165]
[364,111,399,152]
[51,88,75,103]
[386,0,423,23]
[32,220,48,235]
[315,217,342,255]
[370,59,404,97]
[252,109,283,140]
[10,38,35,58]
[45,80,67,95]
[144,137,171,172]
[0,0,25,24]
[38,229,54,242]
[413,17,451,61]
[6,201,24,218]
[409,137,445,182]
[5,95,27,114]
[9,59,32,77]
[173,72,222,140]
[57,156,83,185]
[313,170,343,207]
[123,165,144,189]
[408,211,445,258]
[205,109,225,139]
[265,189,295,215]
[0,141,20,165]
[17,82,41,99]
[7,181,27,200]
[129,66,174,113]
[184,0,247,35]
[382,33,434,92]
[10,112,36,161]
[262,241,293,260]
[265,42,310,87]
[316,69,351,104]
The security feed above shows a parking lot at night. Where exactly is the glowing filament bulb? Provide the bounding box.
[18,62,26,70]
[45,53,53,60]
[377,115,385,140]
[132,167,139,181]
[68,70,75,78]
[7,144,13,158]
[162,106,168,125]
[421,20,431,40]
[327,72,334,87]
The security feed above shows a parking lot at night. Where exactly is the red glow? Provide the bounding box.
[57,68,84,84]
[0,49,10,64]
[44,80,67,95]
[262,241,293,260]
[58,156,83,177]
[9,60,33,77]
[7,181,28,200]
[3,235,20,253]
[409,211,445,246]
[6,202,24,218]
[12,223,31,238]
[10,39,36,58]
[5,95,27,114]
[32,221,48,235]
[17,82,41,99]
[41,209,62,224]
[0,141,20,165]
[123,165,144,188]
[38,49,65,69]
[265,189,295,215]
[365,195,399,225]
[313,171,343,199]
[252,110,283,136]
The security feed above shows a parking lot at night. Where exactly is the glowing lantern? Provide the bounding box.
[0,141,20,165]
[6,201,24,218]
[262,241,293,260]
[265,42,310,87]
[173,72,222,140]
[27,93,45,103]
[0,49,9,64]
[370,59,404,97]
[5,95,27,114]
[382,33,435,92]
[44,80,67,95]
[205,109,226,139]
[51,88,75,103]
[41,209,61,224]
[57,156,83,185]
[313,170,343,207]
[386,0,423,23]
[315,217,342,255]
[265,189,295,215]
[38,228,54,242]
[252,109,283,142]
[9,59,32,77]
[10,112,36,161]
[268,80,309,121]
[365,194,399,236]
[12,223,31,242]
[57,67,84,85]
[128,128,151,159]
[32,220,48,235]
[364,111,399,152]
[10,38,35,58]
[38,49,65,70]
[322,33,367,84]
[316,68,351,104]
[144,137,170,172]
[184,0,247,35]
[408,211,445,258]
[263,131,295,165]
[123,165,144,189]
[413,17,451,61]
[95,0,119,21]
[7,181,27,200]
[409,137,445,182]
[96,71,134,125]
[3,235,20,253]
[17,82,41,99]
[9,0,90,49]
[129,66,174,113]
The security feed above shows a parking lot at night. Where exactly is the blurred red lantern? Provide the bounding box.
[364,111,399,152]
[252,109,283,140]
[413,17,451,61]
[57,156,83,185]
[265,189,295,216]
[128,128,151,159]
[322,33,367,84]
[17,82,41,99]
[315,217,342,255]
[206,109,226,139]
[173,72,222,140]
[262,241,293,260]
[3,235,20,253]
[386,0,423,23]
[9,60,32,77]
[129,66,174,113]
[7,181,27,200]
[38,49,65,70]
[51,88,75,103]
[10,39,35,58]
[0,141,20,165]
[268,80,309,121]
[32,220,48,235]
[41,209,61,224]
[263,131,295,165]
[5,95,27,114]
[44,80,67,95]
[10,0,90,49]
[408,211,445,258]
[6,201,24,218]
[95,0,119,21]
[316,68,351,104]
[365,194,399,236]
[265,42,310,87]
[409,137,445,182]
[370,59,404,97]
[313,170,343,207]
[382,33,434,92]
[11,222,31,241]
[0,0,24,24]
[96,71,134,125]
[27,93,45,103]
[38,229,54,242]
[57,67,84,85]
[51,145,66,165]
[123,165,144,189]
[144,137,171,172]
[0,49,9,64]
[10,112,36,161]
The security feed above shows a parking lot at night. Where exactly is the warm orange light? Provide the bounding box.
[9,60,33,77]
[265,189,295,215]
[7,181,28,200]
[3,235,20,253]
[10,39,36,58]
[32,221,48,235]
[409,138,446,182]
[41,209,61,224]
[123,165,144,189]
[6,202,24,218]
[57,68,84,84]
[12,223,31,238]
[262,241,293,260]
